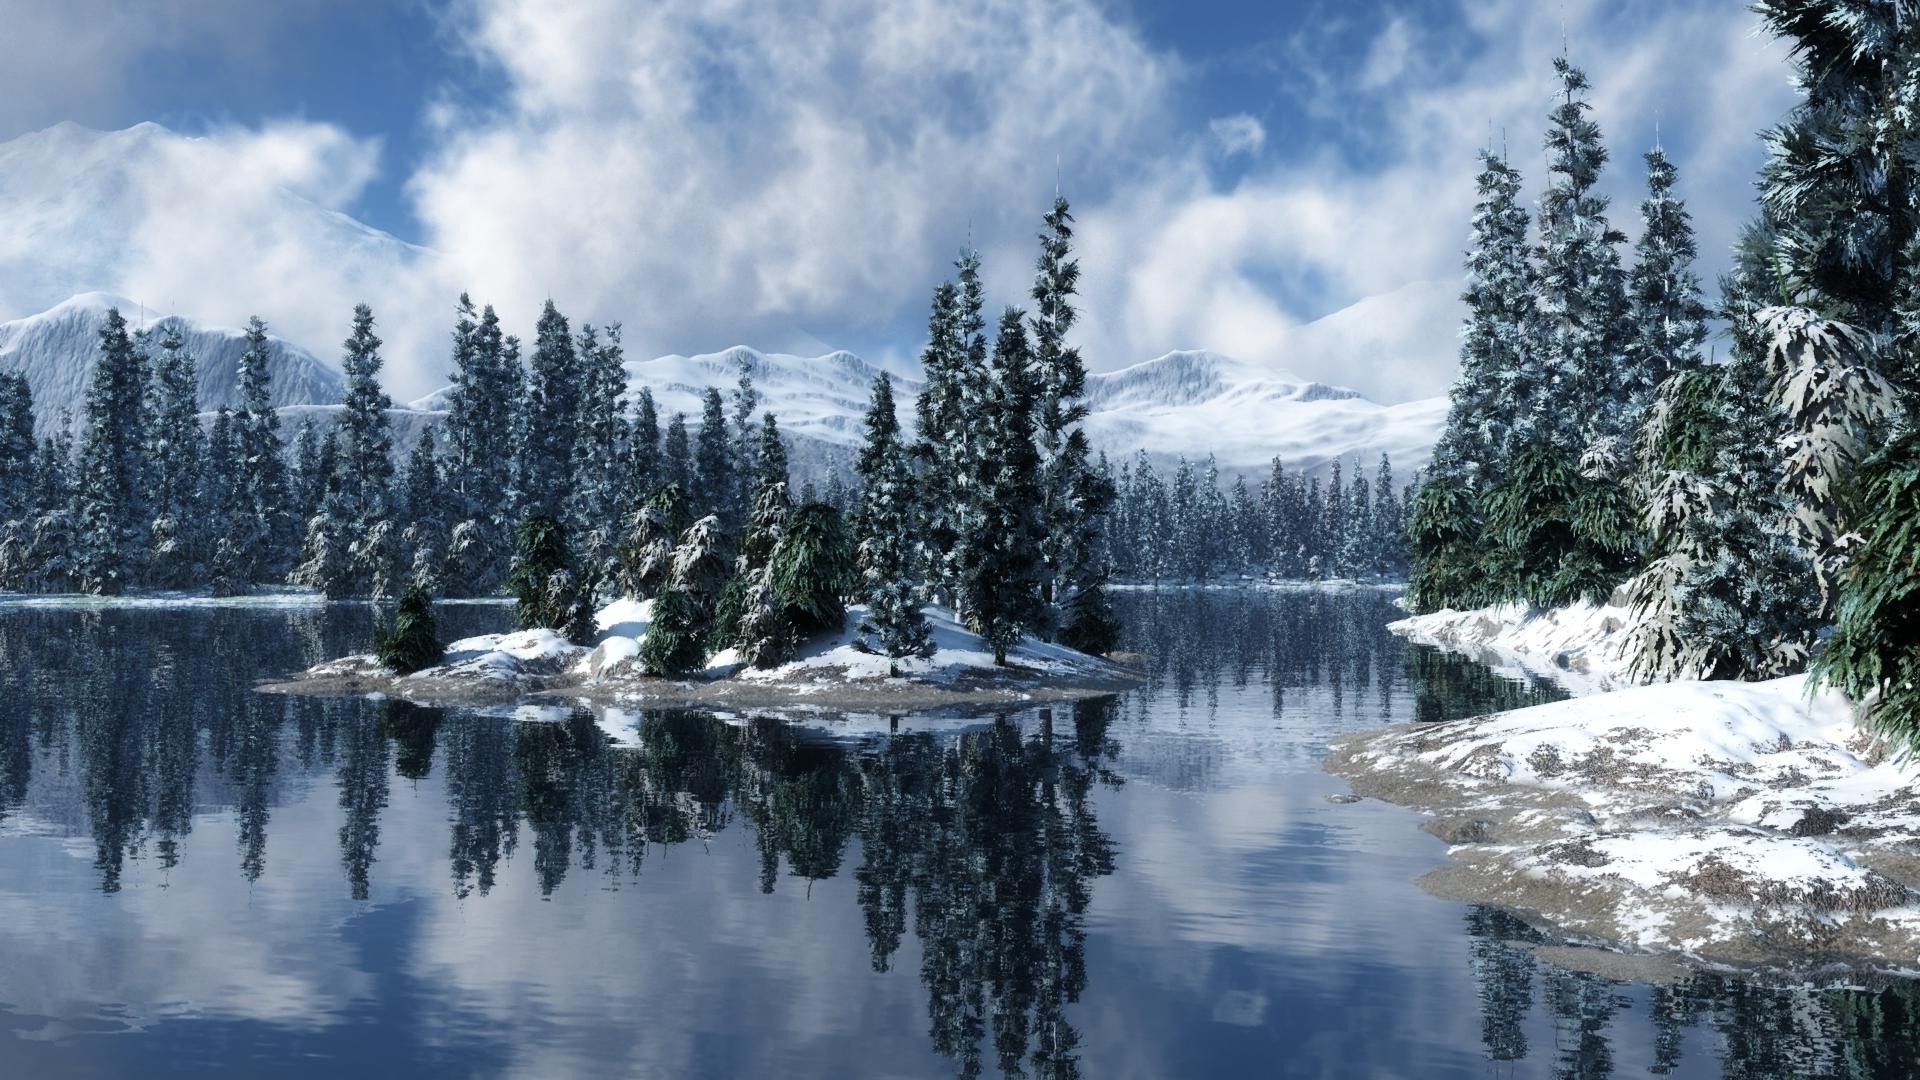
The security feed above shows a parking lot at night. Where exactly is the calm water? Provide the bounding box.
[0,590,1917,1078]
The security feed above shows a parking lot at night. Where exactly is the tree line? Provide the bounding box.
[1410,8,1920,749]
[1104,450,1409,583]
[0,196,1119,673]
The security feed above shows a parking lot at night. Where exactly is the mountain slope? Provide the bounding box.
[0,293,343,435]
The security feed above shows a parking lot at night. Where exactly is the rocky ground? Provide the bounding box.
[259,600,1145,712]
[1327,673,1920,979]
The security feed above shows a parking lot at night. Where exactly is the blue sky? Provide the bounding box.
[0,0,1798,401]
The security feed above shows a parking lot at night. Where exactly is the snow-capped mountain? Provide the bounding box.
[1082,350,1447,475]
[0,121,429,382]
[0,293,343,435]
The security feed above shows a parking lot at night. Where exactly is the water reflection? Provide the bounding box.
[1,596,1918,1077]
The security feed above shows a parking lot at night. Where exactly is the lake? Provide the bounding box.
[0,589,1916,1078]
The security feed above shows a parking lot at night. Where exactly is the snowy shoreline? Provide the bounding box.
[1386,598,1636,694]
[1329,634,1920,977]
[259,599,1144,712]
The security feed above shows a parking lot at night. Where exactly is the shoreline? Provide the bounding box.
[1325,674,1920,980]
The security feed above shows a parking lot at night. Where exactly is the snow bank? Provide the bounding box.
[280,598,1137,709]
[1327,676,1920,974]
[1388,599,1636,694]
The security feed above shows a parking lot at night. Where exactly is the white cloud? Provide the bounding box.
[1209,114,1267,158]
[406,0,1173,387]
[0,0,1804,405]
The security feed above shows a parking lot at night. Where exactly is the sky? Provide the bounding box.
[0,0,1798,402]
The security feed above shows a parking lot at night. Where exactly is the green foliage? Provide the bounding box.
[376,583,445,674]
[511,515,575,631]
[1482,442,1632,608]
[616,483,688,599]
[770,502,853,635]
[1405,468,1485,614]
[1813,427,1920,755]
[640,587,709,676]
[1060,586,1120,656]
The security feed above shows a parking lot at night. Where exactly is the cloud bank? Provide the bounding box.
[0,0,1799,403]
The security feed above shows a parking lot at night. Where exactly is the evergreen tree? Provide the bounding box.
[441,297,519,595]
[626,386,661,515]
[693,387,733,521]
[668,513,733,620]
[570,322,626,588]
[661,412,692,496]
[376,582,444,674]
[754,411,788,495]
[1748,0,1920,746]
[236,316,293,580]
[203,408,251,595]
[1410,151,1534,611]
[297,305,395,600]
[640,587,709,677]
[1030,196,1116,653]
[1341,461,1374,579]
[288,419,325,530]
[912,279,965,601]
[517,300,579,521]
[729,359,760,527]
[72,308,150,593]
[852,373,935,667]
[617,483,690,600]
[401,426,449,592]
[1537,56,1630,450]
[511,515,584,634]
[729,481,795,666]
[143,325,206,588]
[1623,148,1710,417]
[961,309,1047,662]
[1371,454,1405,579]
[0,374,32,523]
[1322,459,1344,576]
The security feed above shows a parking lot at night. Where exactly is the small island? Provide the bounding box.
[263,598,1144,710]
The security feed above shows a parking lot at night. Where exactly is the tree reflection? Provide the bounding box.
[1462,904,1920,1078]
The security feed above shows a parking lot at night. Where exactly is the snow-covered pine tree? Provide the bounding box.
[516,300,580,522]
[616,483,689,600]
[441,297,519,595]
[1370,454,1405,579]
[726,480,795,666]
[376,582,444,674]
[72,308,151,594]
[640,586,709,677]
[1030,196,1117,653]
[1408,151,1534,611]
[236,316,293,581]
[296,305,395,600]
[4,426,78,592]
[766,501,853,648]
[0,374,33,529]
[1341,460,1374,580]
[288,419,325,527]
[692,387,733,522]
[959,308,1047,663]
[401,425,449,592]
[202,408,250,595]
[728,359,759,528]
[510,514,581,632]
[912,278,965,601]
[1623,148,1710,420]
[754,412,788,495]
[661,412,692,502]
[1480,56,1637,607]
[1227,474,1258,578]
[668,513,732,620]
[852,373,936,667]
[569,323,626,589]
[0,376,38,590]
[1322,459,1344,577]
[143,324,206,588]
[626,386,661,515]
